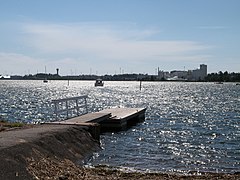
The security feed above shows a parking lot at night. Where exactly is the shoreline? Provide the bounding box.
[0,124,239,179]
[27,156,240,180]
[26,147,240,180]
[0,124,100,179]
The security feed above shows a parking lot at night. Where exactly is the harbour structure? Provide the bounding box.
[190,64,207,81]
[56,68,59,76]
[50,95,146,134]
[0,75,11,79]
[157,64,207,81]
[48,107,146,133]
[97,108,146,131]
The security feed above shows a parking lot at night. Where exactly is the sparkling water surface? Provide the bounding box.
[0,80,239,173]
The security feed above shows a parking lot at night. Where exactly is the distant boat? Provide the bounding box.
[43,65,48,83]
[95,79,104,86]
[43,78,48,83]
[236,83,240,85]
[215,82,223,84]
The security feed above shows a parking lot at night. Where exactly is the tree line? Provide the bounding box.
[5,71,240,82]
[205,71,240,82]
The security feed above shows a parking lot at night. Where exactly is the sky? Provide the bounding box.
[0,0,239,76]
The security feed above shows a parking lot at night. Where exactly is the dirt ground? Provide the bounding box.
[26,151,240,180]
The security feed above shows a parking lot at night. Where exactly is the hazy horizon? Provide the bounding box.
[0,0,239,75]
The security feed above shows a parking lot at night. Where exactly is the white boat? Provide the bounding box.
[95,79,104,86]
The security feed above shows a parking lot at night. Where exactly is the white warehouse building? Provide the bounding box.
[157,64,208,81]
[190,64,207,81]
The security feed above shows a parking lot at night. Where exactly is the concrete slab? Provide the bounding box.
[50,112,111,125]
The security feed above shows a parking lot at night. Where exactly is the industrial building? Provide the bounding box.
[158,64,207,81]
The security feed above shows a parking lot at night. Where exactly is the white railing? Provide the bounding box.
[52,95,88,120]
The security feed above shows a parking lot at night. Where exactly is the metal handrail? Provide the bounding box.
[52,95,88,120]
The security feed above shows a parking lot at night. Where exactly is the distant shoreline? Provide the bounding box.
[1,78,240,83]
[1,71,240,82]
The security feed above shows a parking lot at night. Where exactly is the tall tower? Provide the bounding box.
[56,68,59,75]
[200,64,207,77]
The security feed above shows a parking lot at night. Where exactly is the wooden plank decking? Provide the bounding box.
[98,108,146,130]
[49,112,111,125]
[47,108,146,131]
[99,108,146,120]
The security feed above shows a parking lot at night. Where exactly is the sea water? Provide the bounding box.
[0,80,239,173]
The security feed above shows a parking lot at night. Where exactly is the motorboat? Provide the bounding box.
[95,79,104,86]
[43,78,48,83]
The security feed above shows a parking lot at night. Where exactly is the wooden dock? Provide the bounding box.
[50,96,146,132]
[49,112,111,125]
[98,108,146,130]
[48,108,146,132]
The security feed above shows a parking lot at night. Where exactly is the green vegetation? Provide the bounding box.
[0,120,25,131]
[206,71,240,82]
[3,71,240,82]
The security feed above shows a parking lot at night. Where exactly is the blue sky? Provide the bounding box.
[0,0,239,75]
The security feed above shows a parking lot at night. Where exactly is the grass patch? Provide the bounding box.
[0,120,7,123]
[0,120,26,131]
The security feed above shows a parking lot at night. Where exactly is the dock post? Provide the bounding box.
[84,96,88,113]
[86,123,101,142]
[76,99,79,115]
[54,103,58,120]
[66,101,69,119]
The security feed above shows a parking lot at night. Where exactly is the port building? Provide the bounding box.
[157,64,207,81]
